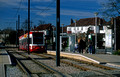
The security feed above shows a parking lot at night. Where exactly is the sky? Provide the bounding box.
[0,0,108,30]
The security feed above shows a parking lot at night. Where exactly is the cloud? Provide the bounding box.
[61,9,93,17]
[0,0,19,3]
[0,0,53,7]
[62,0,94,1]
[96,0,109,4]
[0,0,98,18]
[36,12,52,16]
[32,0,53,2]
[33,6,55,16]
[34,6,94,18]
[0,0,22,7]
[61,0,109,4]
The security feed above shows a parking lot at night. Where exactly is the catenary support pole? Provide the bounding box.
[16,21,18,48]
[114,18,116,51]
[56,0,60,66]
[28,0,30,54]
[18,15,20,50]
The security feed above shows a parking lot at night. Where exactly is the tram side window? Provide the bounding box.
[19,40,22,45]
[33,33,43,44]
[28,38,32,44]
[25,38,31,44]
[22,40,23,45]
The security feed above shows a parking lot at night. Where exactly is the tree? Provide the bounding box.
[1,28,16,44]
[38,20,46,25]
[5,30,16,44]
[21,19,33,33]
[2,27,14,34]
[100,0,120,18]
[21,19,28,32]
[100,0,120,50]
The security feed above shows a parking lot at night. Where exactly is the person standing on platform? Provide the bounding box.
[87,39,93,54]
[78,38,81,53]
[78,38,84,53]
[82,38,86,54]
[62,41,65,51]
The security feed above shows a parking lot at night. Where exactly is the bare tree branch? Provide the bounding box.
[100,0,120,18]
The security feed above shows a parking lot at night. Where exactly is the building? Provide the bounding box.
[0,34,9,43]
[67,17,109,34]
[63,17,111,52]
[0,31,9,44]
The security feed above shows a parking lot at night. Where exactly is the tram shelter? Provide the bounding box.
[60,33,75,52]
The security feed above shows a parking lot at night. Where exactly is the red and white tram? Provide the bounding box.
[19,31,46,53]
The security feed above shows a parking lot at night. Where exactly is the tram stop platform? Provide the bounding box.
[0,49,11,77]
[47,50,120,68]
[82,54,120,67]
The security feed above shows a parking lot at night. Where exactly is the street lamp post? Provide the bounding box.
[74,19,77,45]
[53,27,54,42]
[114,18,116,51]
[61,24,64,36]
[94,12,98,53]
[61,24,64,52]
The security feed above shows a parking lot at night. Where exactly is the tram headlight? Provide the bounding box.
[30,46,32,49]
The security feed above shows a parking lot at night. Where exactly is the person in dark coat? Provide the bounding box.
[78,39,84,53]
[82,38,86,53]
[87,39,93,54]
[62,41,65,51]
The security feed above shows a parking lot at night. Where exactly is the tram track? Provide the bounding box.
[32,53,119,77]
[7,50,66,77]
[6,49,120,77]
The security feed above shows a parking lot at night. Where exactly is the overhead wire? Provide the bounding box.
[8,0,23,28]
[7,0,56,29]
[13,0,23,18]
[31,0,56,21]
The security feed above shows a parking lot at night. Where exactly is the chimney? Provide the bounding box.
[34,25,36,29]
[71,18,74,24]
[99,18,103,26]
[111,17,114,25]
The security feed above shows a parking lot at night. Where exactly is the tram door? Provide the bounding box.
[62,37,69,51]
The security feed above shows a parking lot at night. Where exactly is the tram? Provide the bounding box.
[19,31,46,53]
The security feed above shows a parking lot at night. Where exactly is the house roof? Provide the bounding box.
[68,17,109,27]
[32,24,54,31]
[60,26,68,33]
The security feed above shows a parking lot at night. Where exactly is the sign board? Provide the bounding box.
[24,34,27,38]
[105,29,112,48]
[94,26,99,33]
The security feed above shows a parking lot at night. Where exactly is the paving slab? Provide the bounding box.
[82,54,120,67]
[0,50,11,77]
[47,50,120,67]
[47,51,102,63]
